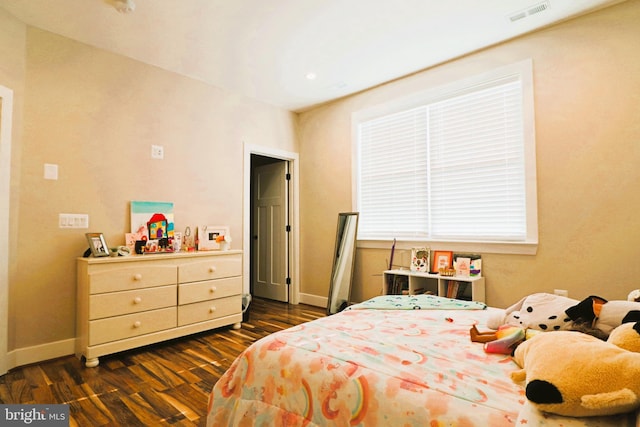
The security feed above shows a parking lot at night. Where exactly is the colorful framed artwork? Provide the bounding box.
[85,232,110,257]
[431,250,453,273]
[130,201,174,240]
[130,201,174,253]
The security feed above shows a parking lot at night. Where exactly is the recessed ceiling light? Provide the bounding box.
[305,72,317,80]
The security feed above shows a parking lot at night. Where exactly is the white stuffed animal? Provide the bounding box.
[488,293,578,332]
[565,294,640,334]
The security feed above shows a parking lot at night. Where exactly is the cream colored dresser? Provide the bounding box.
[76,250,242,367]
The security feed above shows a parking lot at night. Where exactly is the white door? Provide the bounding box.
[0,86,14,375]
[252,161,288,302]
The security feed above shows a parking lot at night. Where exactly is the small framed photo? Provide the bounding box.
[454,253,482,277]
[410,247,430,272]
[198,225,229,251]
[431,250,453,273]
[85,233,110,257]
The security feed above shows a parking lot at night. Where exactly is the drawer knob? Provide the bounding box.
[210,286,217,293]
[209,306,216,313]
[208,266,217,273]
[133,297,142,304]
[133,274,142,281]
[133,321,141,328]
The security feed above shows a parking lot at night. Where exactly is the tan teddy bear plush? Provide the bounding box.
[511,321,640,417]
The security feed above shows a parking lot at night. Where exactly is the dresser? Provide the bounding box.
[76,251,242,367]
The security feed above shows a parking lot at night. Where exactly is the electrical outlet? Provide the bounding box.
[59,213,89,229]
[151,145,164,159]
[554,289,568,297]
[44,163,58,180]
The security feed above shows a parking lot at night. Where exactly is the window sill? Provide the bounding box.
[357,239,538,255]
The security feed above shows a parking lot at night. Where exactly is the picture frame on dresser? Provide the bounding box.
[198,225,229,250]
[85,232,109,257]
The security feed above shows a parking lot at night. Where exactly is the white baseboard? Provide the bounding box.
[7,338,75,370]
[298,293,327,309]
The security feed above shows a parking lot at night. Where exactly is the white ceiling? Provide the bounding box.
[0,0,625,111]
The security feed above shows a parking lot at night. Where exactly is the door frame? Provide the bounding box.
[0,85,14,375]
[243,144,299,305]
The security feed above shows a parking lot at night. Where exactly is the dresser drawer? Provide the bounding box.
[89,264,177,294]
[178,277,241,305]
[178,295,241,326]
[89,307,177,346]
[178,254,241,283]
[89,285,177,320]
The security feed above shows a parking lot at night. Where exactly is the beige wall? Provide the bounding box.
[299,0,640,308]
[3,24,298,355]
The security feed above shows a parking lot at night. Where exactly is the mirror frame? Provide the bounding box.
[327,212,359,315]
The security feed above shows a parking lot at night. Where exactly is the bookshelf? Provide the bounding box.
[382,269,485,303]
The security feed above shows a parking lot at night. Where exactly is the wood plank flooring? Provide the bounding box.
[0,298,326,426]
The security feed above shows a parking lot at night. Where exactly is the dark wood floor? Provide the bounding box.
[0,298,326,426]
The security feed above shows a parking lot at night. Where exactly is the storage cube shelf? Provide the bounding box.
[382,269,485,303]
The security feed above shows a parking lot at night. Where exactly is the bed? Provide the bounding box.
[206,295,639,426]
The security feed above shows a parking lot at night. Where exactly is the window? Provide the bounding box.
[354,60,537,253]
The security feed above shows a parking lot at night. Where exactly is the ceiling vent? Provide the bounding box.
[508,1,550,22]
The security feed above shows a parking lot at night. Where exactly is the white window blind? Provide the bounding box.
[356,66,534,244]
[358,107,429,239]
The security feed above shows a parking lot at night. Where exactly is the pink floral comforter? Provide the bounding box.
[207,302,640,426]
[207,305,525,426]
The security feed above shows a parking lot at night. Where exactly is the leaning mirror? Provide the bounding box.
[327,212,359,315]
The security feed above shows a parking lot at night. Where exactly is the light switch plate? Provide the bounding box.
[59,213,89,229]
[151,145,164,159]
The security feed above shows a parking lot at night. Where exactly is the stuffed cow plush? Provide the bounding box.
[487,293,577,332]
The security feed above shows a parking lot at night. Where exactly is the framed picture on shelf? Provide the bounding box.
[85,233,110,257]
[431,250,453,273]
[454,253,482,277]
[454,257,471,277]
[410,247,430,272]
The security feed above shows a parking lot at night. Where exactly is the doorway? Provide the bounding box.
[243,144,300,305]
[251,156,288,302]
